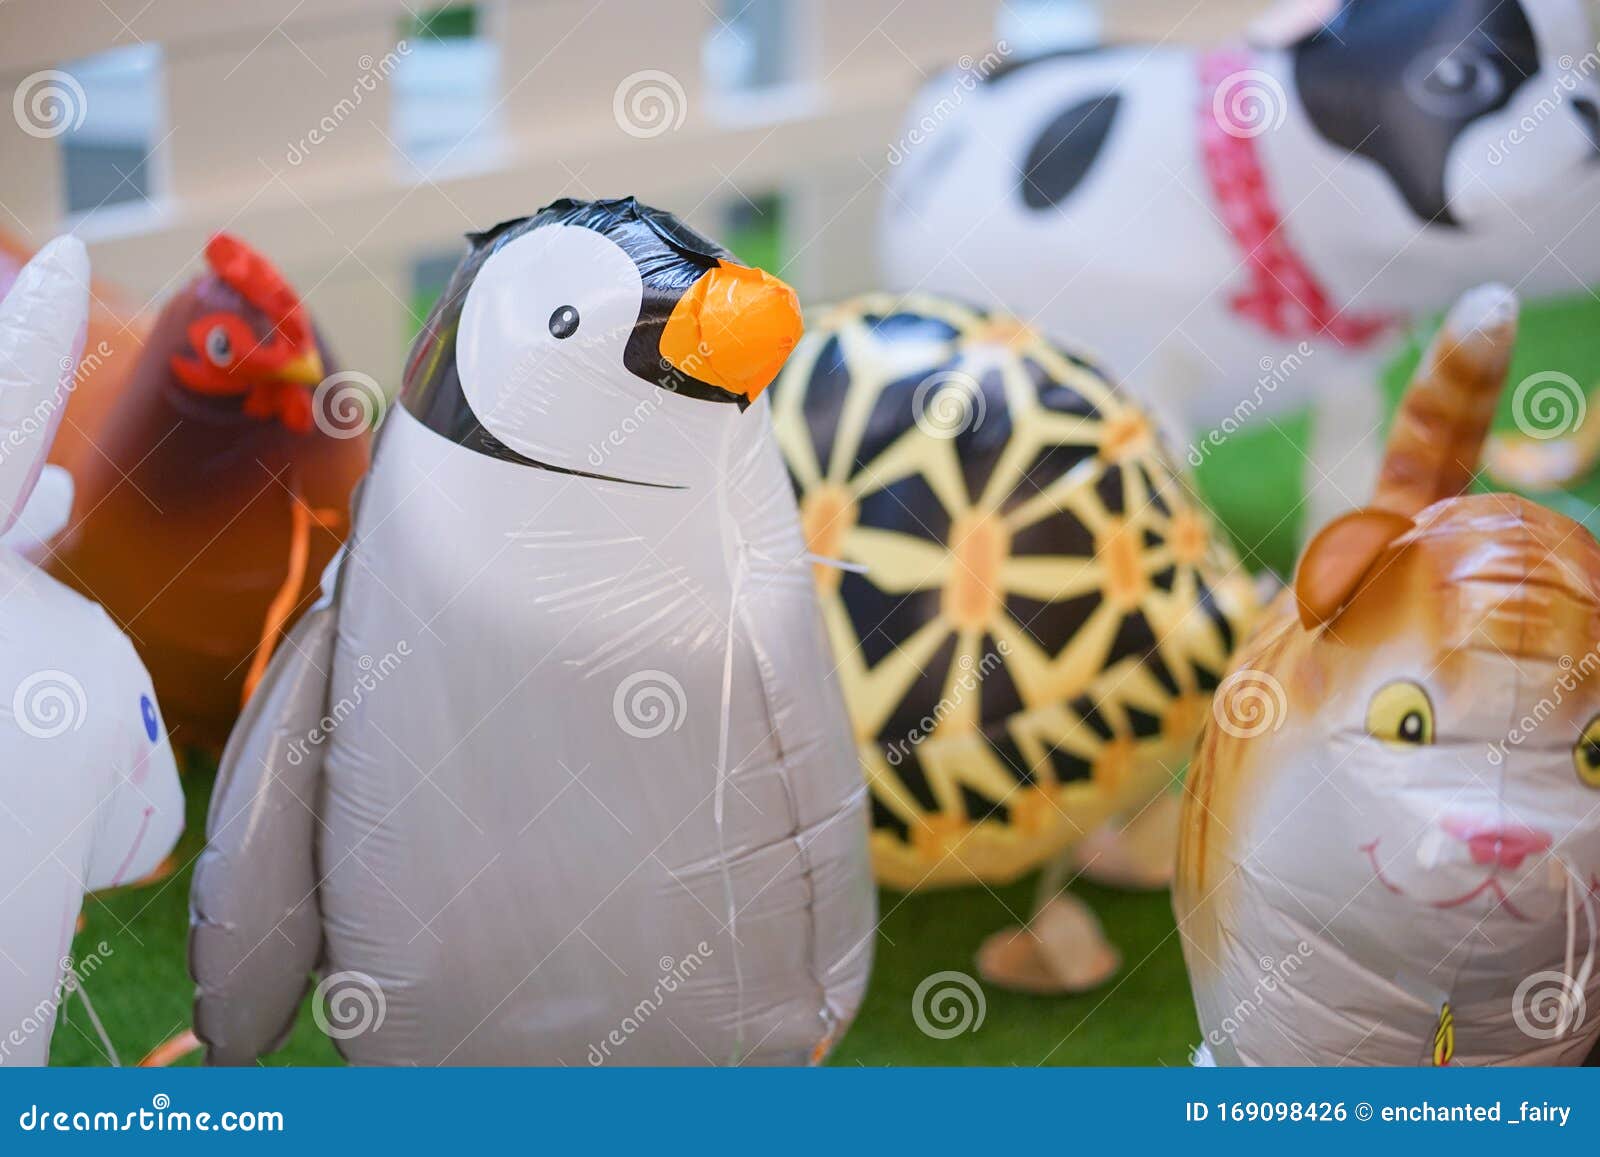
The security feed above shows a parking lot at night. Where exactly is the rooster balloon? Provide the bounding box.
[48,235,370,752]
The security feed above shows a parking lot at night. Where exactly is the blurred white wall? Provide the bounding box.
[0,0,1270,384]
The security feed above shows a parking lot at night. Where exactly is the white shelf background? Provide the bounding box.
[0,0,1268,387]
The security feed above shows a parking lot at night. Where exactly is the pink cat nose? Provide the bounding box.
[1442,818,1552,870]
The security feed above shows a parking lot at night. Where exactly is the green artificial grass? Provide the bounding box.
[1196,289,1600,578]
[49,275,1600,1068]
[52,769,1196,1067]
[53,755,1203,1075]
[832,878,1199,1067]
[49,765,342,1068]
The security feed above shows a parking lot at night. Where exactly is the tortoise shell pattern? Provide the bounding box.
[771,294,1258,890]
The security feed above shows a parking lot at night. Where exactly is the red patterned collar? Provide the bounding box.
[1198,49,1399,348]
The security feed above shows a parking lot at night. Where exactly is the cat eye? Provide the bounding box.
[1574,716,1600,788]
[1431,55,1478,92]
[1413,47,1501,112]
[1367,680,1434,747]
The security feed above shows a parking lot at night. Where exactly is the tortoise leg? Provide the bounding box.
[1069,790,1181,891]
[1485,382,1600,491]
[976,892,1121,995]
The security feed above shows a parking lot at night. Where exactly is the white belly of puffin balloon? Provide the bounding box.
[345,416,828,829]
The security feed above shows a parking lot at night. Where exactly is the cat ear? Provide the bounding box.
[1295,508,1415,630]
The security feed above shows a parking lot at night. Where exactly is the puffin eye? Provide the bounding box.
[1575,716,1600,788]
[1367,680,1434,748]
[204,324,234,367]
[548,305,580,340]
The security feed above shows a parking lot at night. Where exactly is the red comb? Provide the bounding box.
[204,233,310,345]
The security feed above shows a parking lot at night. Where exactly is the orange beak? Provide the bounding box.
[658,260,803,405]
[277,347,325,387]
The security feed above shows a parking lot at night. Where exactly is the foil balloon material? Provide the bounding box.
[0,464,73,565]
[0,229,143,563]
[0,226,146,493]
[1176,285,1600,1066]
[191,197,874,1066]
[879,0,1600,525]
[0,238,184,1066]
[770,294,1259,892]
[48,234,369,753]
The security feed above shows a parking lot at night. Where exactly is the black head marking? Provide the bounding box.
[1574,95,1600,149]
[1293,0,1539,225]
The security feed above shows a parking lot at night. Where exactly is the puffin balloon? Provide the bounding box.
[1176,284,1600,1066]
[191,198,874,1066]
[0,238,184,1066]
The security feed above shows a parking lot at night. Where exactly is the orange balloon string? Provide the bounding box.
[139,1029,200,1068]
[240,499,342,707]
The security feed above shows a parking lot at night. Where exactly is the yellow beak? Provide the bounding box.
[278,348,325,386]
[658,260,803,404]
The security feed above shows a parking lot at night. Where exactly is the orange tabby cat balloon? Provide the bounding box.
[1176,284,1600,1066]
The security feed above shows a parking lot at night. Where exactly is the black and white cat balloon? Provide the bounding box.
[191,199,875,1066]
[880,0,1600,532]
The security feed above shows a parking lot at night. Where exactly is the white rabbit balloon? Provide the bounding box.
[0,237,184,1067]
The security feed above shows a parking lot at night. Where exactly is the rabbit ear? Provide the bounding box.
[0,235,89,537]
[1295,508,1415,630]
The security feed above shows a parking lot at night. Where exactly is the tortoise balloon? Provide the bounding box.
[771,293,1259,991]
